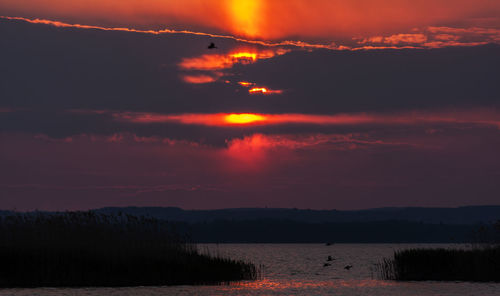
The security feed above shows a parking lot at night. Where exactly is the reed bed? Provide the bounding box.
[0,212,258,287]
[377,247,500,282]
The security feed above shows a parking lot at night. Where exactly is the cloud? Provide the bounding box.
[106,110,500,129]
[26,131,416,152]
[0,16,341,50]
[3,14,500,50]
[424,26,500,48]
[178,47,289,85]
[32,132,203,147]
[358,34,428,45]
[178,48,288,70]
[248,87,283,95]
[0,183,218,195]
[1,19,499,124]
[181,74,220,84]
[226,133,414,153]
[356,27,500,48]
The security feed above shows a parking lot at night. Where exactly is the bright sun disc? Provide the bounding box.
[230,52,258,61]
[225,114,266,124]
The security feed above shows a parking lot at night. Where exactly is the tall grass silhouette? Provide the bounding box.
[378,247,500,282]
[377,222,500,282]
[0,212,258,287]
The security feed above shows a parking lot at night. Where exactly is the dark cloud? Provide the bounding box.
[1,19,499,116]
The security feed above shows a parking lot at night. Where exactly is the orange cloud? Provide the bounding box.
[238,81,255,87]
[359,34,428,45]
[248,87,283,95]
[423,26,500,47]
[178,48,288,71]
[178,47,289,84]
[357,26,500,48]
[239,82,284,95]
[181,74,221,84]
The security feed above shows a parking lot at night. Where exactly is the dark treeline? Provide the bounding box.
[378,247,500,282]
[1,212,481,243]
[91,207,499,243]
[0,212,258,288]
[185,220,477,243]
[2,207,497,243]
[95,206,500,225]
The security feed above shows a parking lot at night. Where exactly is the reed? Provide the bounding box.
[377,247,500,282]
[0,212,258,287]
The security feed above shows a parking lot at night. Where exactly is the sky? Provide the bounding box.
[1,0,500,211]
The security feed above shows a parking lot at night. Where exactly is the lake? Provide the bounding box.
[1,244,499,296]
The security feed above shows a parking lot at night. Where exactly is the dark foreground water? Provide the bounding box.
[1,244,500,296]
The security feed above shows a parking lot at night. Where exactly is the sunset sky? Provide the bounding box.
[1,0,500,210]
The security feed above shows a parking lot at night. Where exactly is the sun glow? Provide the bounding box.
[229,52,258,61]
[238,81,255,87]
[249,87,283,94]
[249,87,268,93]
[224,113,266,125]
[229,0,262,37]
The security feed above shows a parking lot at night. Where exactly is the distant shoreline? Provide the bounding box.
[3,206,499,243]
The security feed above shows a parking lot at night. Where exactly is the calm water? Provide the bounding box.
[2,244,500,296]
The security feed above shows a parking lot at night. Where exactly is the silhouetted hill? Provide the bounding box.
[95,206,500,225]
[0,211,13,216]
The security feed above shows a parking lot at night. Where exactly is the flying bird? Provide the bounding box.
[208,42,217,49]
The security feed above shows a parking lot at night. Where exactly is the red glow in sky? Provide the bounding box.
[2,0,500,211]
[181,74,219,84]
[1,0,499,41]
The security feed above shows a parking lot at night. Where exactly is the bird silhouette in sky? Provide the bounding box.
[208,42,217,49]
